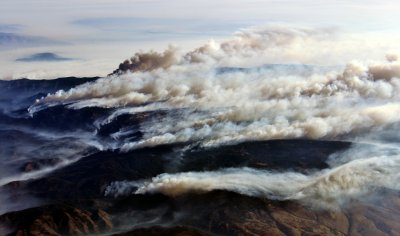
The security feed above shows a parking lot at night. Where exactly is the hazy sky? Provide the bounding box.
[1,0,400,79]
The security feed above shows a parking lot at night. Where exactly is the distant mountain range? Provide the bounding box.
[16,52,74,62]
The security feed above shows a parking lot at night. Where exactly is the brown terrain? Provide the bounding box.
[2,190,400,236]
[1,139,400,236]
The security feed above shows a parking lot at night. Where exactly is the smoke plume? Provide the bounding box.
[25,24,400,209]
[107,143,400,209]
[112,46,179,75]
[29,26,400,150]
[111,26,336,74]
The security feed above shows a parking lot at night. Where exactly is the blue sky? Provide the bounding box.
[1,0,400,79]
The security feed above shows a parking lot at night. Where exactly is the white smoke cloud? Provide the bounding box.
[28,26,400,151]
[106,144,400,209]
[19,24,400,210]
[109,25,400,74]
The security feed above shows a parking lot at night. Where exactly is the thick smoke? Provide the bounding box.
[30,26,400,150]
[111,26,336,74]
[368,61,400,80]
[26,25,400,209]
[33,59,400,150]
[112,46,179,75]
[106,143,400,209]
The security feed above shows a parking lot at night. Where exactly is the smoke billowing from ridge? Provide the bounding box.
[34,59,400,150]
[29,25,400,151]
[112,46,179,75]
[106,143,400,209]
[4,24,400,219]
[111,26,338,75]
